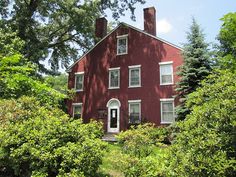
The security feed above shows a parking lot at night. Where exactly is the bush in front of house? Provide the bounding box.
[114,124,169,176]
[0,96,107,177]
[167,70,236,177]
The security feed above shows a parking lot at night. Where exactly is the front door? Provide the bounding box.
[108,107,119,133]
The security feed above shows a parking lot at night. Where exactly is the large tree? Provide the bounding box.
[175,18,211,120]
[0,0,145,73]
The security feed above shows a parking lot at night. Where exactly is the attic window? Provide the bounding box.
[117,35,128,55]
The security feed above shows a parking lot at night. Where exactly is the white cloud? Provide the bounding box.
[156,19,172,34]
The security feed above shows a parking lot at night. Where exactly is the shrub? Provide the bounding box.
[112,147,167,177]
[167,70,236,177]
[0,96,107,177]
[115,124,169,176]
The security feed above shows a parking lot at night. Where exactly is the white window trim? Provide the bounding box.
[128,100,141,123]
[159,61,173,65]
[160,98,175,124]
[117,35,128,55]
[159,61,174,85]
[128,65,141,88]
[108,67,120,89]
[72,103,83,118]
[74,72,84,91]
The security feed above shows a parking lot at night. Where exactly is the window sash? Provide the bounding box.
[109,69,120,88]
[160,64,173,84]
[130,68,140,86]
[75,74,84,90]
[129,102,141,124]
[117,37,127,54]
[73,104,82,119]
[161,101,174,123]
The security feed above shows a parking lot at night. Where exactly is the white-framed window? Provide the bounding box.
[160,98,175,124]
[109,67,120,89]
[117,35,128,55]
[75,72,84,91]
[128,100,141,124]
[72,103,82,119]
[159,61,173,85]
[129,65,141,88]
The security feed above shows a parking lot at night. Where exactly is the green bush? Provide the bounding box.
[112,147,167,177]
[167,70,236,177]
[117,124,169,158]
[0,96,107,177]
[115,124,169,176]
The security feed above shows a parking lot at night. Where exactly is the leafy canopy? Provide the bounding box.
[0,0,145,73]
[218,12,236,71]
[0,30,65,106]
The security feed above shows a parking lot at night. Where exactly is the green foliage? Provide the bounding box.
[176,18,211,120]
[111,145,168,177]
[44,74,68,94]
[0,28,24,56]
[117,124,168,158]
[0,30,66,106]
[114,124,169,177]
[0,54,65,106]
[0,96,107,177]
[218,12,236,71]
[0,0,145,73]
[168,70,236,177]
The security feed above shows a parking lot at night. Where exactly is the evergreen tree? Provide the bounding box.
[175,18,211,120]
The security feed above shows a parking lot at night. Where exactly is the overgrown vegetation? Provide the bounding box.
[113,124,169,177]
[167,70,236,176]
[0,96,107,177]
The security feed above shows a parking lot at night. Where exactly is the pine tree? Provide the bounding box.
[175,18,211,120]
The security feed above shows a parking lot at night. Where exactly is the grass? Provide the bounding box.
[97,143,124,177]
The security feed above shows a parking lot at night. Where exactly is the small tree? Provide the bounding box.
[176,18,211,120]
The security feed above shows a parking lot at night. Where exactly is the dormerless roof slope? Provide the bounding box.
[67,22,183,72]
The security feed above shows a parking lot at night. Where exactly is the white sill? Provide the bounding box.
[160,83,174,86]
[128,85,141,88]
[108,87,120,90]
[160,122,174,124]
[117,52,128,55]
[75,89,83,92]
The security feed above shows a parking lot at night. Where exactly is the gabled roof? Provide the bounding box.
[67,22,183,72]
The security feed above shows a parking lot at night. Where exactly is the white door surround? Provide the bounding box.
[106,98,121,133]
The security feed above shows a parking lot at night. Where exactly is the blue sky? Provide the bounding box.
[105,0,235,47]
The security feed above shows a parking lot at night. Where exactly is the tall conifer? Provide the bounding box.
[176,18,211,120]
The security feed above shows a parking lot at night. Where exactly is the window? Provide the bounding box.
[128,100,141,124]
[72,103,82,119]
[109,67,120,89]
[159,61,173,85]
[75,72,84,91]
[129,65,141,87]
[117,35,128,55]
[160,99,175,123]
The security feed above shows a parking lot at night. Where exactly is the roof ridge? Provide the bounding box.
[67,22,182,72]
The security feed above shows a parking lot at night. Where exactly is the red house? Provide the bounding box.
[67,7,183,133]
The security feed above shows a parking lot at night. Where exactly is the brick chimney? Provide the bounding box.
[143,7,156,36]
[95,17,107,42]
